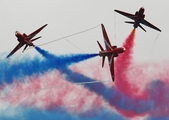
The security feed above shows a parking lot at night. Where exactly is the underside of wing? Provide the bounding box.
[27,24,48,40]
[108,54,115,82]
[114,9,136,20]
[141,19,161,32]
[6,42,24,58]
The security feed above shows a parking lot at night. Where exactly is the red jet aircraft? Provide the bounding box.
[6,24,48,58]
[97,24,125,82]
[114,7,161,32]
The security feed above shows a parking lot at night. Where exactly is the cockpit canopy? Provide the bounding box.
[15,31,19,36]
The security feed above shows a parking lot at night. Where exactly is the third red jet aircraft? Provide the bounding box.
[97,24,125,82]
[114,7,161,32]
[6,24,48,58]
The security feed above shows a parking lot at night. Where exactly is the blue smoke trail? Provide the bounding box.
[0,107,76,120]
[35,46,158,116]
[0,47,98,84]
[0,47,126,120]
[0,107,126,120]
[148,116,169,120]
[35,46,98,69]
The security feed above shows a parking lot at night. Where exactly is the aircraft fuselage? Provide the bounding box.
[99,47,125,57]
[134,7,145,28]
[15,31,34,46]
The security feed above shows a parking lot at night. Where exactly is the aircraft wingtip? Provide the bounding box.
[101,24,104,27]
[101,24,105,30]
[111,75,115,82]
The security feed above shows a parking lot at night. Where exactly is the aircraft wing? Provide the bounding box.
[108,54,115,82]
[141,19,161,32]
[6,42,25,58]
[114,9,136,20]
[27,24,48,39]
[101,24,112,51]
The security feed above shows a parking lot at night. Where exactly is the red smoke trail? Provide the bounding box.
[0,70,108,114]
[114,29,150,117]
[113,28,169,117]
[115,29,141,96]
[65,58,169,118]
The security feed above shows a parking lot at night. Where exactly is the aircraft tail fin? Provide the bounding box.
[138,24,146,32]
[22,36,41,52]
[22,45,28,53]
[31,36,42,42]
[97,41,105,67]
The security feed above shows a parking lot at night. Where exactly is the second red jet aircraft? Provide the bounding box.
[97,24,125,82]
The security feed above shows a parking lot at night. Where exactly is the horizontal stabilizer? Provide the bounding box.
[31,36,42,42]
[125,21,135,24]
[22,45,28,53]
[97,41,104,51]
[97,41,105,67]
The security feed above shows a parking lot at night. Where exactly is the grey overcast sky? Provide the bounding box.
[0,0,168,62]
